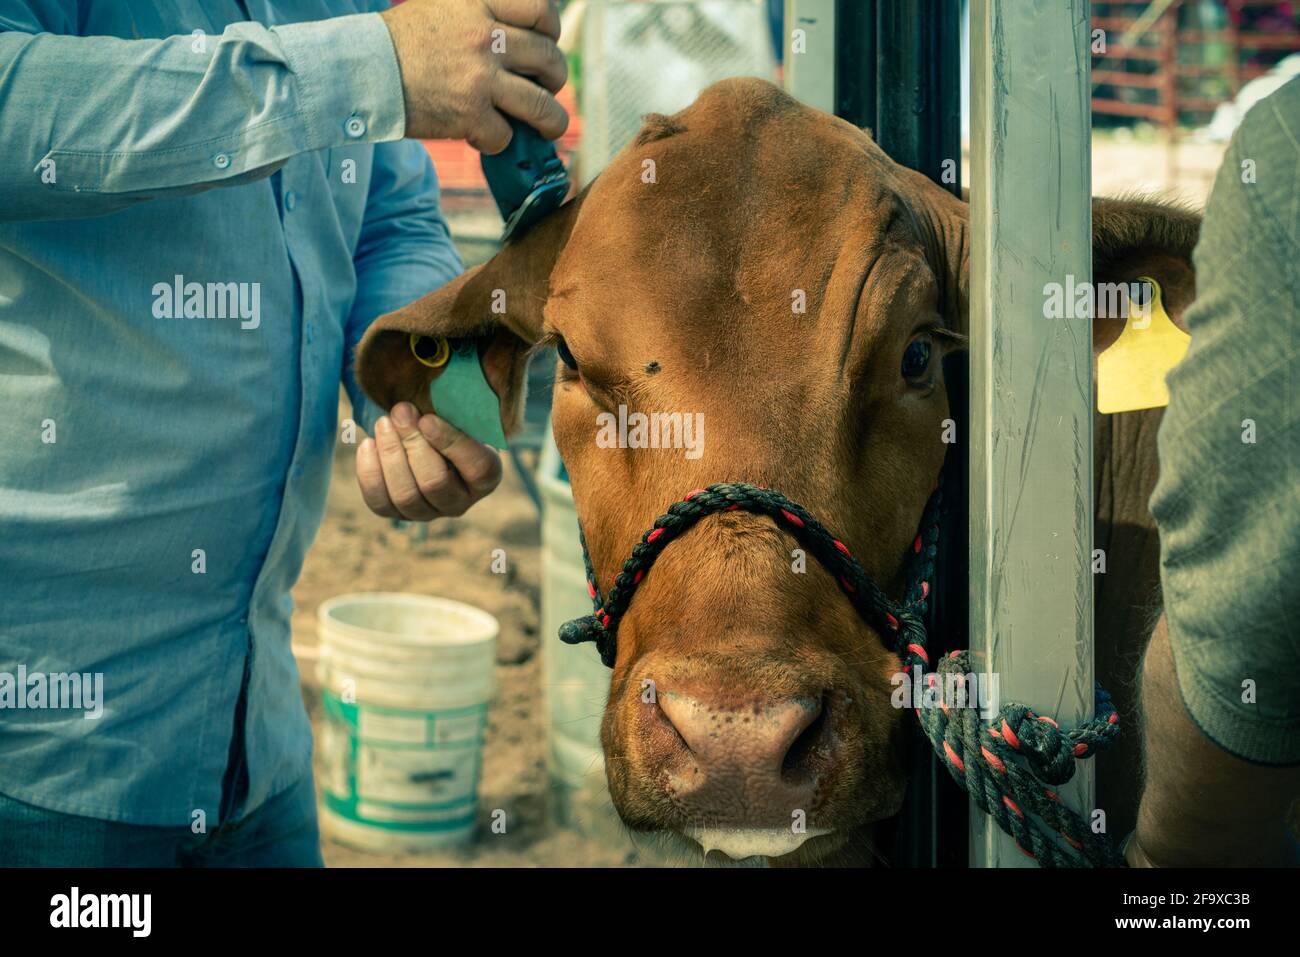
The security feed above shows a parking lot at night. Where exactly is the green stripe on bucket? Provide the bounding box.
[322,693,487,719]
[322,792,476,832]
[336,794,478,812]
[322,691,488,747]
[344,738,483,751]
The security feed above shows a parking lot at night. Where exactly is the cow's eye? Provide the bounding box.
[556,337,578,371]
[902,338,933,382]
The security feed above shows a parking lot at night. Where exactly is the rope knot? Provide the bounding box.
[998,705,1078,785]
[919,650,1125,866]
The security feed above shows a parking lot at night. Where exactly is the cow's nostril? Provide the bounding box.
[656,690,825,780]
[638,687,841,835]
[780,693,829,782]
[654,696,691,755]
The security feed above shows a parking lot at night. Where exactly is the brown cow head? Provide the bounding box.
[357,78,1198,865]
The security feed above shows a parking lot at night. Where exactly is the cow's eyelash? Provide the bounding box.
[534,331,580,373]
[533,331,564,357]
[924,326,968,346]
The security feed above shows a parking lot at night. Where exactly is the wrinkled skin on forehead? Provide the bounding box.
[357,77,1199,865]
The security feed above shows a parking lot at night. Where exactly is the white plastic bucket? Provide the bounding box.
[315,592,498,852]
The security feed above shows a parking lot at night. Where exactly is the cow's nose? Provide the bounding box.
[655,690,830,825]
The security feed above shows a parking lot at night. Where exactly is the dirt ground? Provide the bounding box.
[289,135,1229,868]
[1090,131,1226,207]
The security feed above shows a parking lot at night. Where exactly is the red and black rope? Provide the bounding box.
[916,650,1125,867]
[559,478,1125,867]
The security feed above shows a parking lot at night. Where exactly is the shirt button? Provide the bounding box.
[344,114,367,139]
[284,191,297,211]
[213,152,231,170]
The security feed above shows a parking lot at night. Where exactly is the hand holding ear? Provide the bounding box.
[380,0,569,152]
[356,402,503,521]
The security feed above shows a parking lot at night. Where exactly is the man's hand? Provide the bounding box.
[356,402,503,520]
[380,0,569,152]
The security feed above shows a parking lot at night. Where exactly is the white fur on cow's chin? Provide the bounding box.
[686,827,831,863]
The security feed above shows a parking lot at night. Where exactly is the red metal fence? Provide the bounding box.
[1092,0,1300,131]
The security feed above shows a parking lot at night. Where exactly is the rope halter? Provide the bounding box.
[558,480,943,669]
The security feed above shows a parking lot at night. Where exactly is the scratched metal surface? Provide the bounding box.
[968,0,1095,868]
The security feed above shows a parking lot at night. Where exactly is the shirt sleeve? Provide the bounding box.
[0,7,406,222]
[343,137,465,434]
[1148,76,1300,765]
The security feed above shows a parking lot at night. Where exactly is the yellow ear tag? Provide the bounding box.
[1097,276,1190,414]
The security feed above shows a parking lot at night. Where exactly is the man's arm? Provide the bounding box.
[1135,78,1300,866]
[0,0,568,224]
[0,7,405,222]
[1131,615,1300,867]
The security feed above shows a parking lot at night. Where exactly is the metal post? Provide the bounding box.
[833,0,875,130]
[968,0,1095,867]
[875,0,962,189]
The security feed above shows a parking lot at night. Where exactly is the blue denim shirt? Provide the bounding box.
[0,0,464,825]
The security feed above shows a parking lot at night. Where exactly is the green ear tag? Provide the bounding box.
[427,339,509,449]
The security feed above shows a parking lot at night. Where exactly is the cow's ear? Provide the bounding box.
[355,189,586,432]
[1091,197,1201,356]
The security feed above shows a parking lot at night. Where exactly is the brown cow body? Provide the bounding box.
[358,79,1199,865]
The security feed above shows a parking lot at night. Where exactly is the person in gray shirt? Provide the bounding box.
[1129,77,1300,867]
